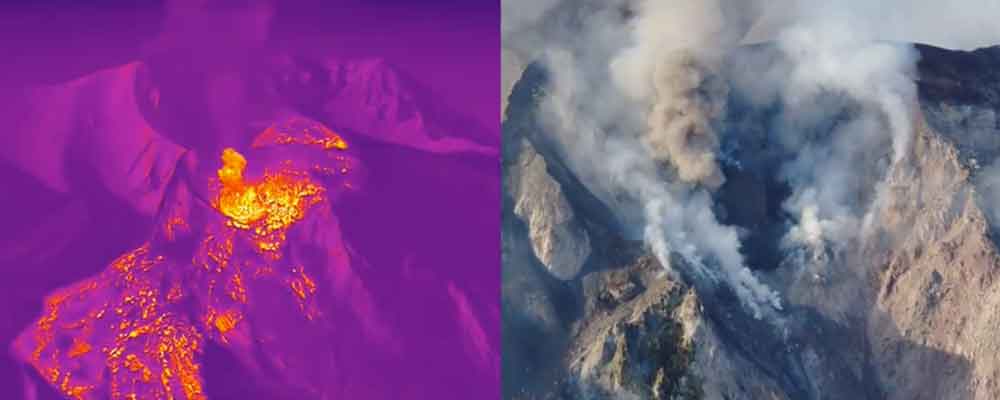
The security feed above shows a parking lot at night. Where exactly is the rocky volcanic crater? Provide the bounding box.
[503,43,1000,400]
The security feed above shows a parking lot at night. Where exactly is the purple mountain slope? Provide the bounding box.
[0,2,499,399]
[274,55,500,156]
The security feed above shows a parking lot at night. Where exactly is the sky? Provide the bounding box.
[0,0,499,129]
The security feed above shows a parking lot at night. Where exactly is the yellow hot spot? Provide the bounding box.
[212,310,242,335]
[254,117,349,151]
[122,354,153,384]
[58,372,93,400]
[257,240,279,252]
[288,267,320,319]
[111,244,151,273]
[159,368,173,400]
[68,339,91,358]
[227,273,248,304]
[197,234,234,272]
[218,148,247,187]
[309,133,348,150]
[212,148,325,254]
[106,345,125,360]
[123,354,145,372]
[301,270,316,291]
[169,342,206,400]
[252,173,323,236]
[64,384,92,400]
[290,279,308,300]
[288,267,316,301]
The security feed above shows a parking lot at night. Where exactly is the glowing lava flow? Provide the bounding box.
[212,147,325,258]
[13,119,351,400]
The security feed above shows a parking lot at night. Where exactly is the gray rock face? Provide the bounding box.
[503,49,526,120]
[863,111,1000,400]
[770,112,1000,400]
[571,265,701,400]
[508,138,591,281]
[568,255,788,400]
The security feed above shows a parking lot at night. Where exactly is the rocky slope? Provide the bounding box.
[273,55,499,156]
[0,48,502,398]
[502,43,1000,399]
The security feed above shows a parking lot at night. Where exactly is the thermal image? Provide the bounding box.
[0,1,499,399]
[12,118,359,400]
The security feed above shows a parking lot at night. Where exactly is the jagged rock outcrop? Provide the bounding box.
[864,110,1000,400]
[503,49,526,119]
[508,139,591,281]
[570,256,700,399]
[568,255,791,400]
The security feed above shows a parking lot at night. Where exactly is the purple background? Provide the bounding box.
[0,1,498,130]
[0,1,499,399]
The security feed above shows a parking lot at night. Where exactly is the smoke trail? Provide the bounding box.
[644,51,728,189]
[604,0,783,318]
[763,19,920,260]
[610,0,749,190]
[601,131,783,318]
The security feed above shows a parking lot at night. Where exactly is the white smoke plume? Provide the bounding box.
[611,0,757,189]
[754,18,920,262]
[745,0,1000,51]
[642,51,728,189]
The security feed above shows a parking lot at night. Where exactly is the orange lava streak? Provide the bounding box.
[212,309,242,335]
[252,117,349,151]
[67,339,91,358]
[288,266,320,319]
[58,372,94,400]
[227,272,248,304]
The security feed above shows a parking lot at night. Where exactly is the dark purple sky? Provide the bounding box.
[275,0,500,128]
[272,1,499,128]
[0,0,499,129]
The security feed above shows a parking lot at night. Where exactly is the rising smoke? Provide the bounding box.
[643,50,728,189]
[765,19,920,266]
[610,0,755,190]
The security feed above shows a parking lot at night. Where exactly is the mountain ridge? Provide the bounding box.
[503,41,1000,399]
